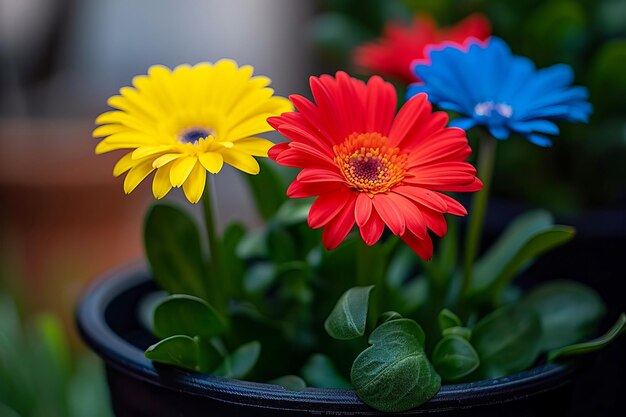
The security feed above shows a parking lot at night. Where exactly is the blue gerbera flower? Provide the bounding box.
[407,37,592,147]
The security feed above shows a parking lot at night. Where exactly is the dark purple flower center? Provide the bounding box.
[178,128,214,144]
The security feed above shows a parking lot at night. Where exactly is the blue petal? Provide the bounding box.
[450,118,478,131]
[488,124,511,139]
[406,83,428,100]
[526,134,553,147]
[509,120,560,135]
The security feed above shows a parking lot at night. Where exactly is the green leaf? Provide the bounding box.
[351,319,440,412]
[432,335,480,381]
[236,229,268,259]
[145,335,221,373]
[590,40,626,116]
[268,375,307,391]
[300,354,351,389]
[522,280,606,351]
[395,277,429,314]
[274,199,313,226]
[386,245,416,289]
[213,341,261,379]
[267,225,297,264]
[243,159,288,220]
[442,326,472,340]
[221,222,247,295]
[153,295,227,340]
[144,203,206,298]
[68,356,115,417]
[324,286,374,340]
[377,311,403,326]
[471,305,542,379]
[548,313,626,363]
[469,210,575,301]
[438,308,462,332]
[243,262,276,294]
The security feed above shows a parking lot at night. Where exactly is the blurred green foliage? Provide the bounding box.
[0,295,113,417]
[313,0,626,214]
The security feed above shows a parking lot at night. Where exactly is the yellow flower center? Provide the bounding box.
[334,132,407,195]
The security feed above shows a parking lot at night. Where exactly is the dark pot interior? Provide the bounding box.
[76,263,588,417]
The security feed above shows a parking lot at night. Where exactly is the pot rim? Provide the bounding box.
[76,261,577,413]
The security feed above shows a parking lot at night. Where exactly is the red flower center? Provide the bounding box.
[334,132,407,195]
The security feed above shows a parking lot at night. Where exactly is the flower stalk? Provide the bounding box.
[462,131,497,298]
[202,179,225,312]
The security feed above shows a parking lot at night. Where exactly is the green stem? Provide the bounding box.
[202,179,225,312]
[356,240,386,328]
[461,131,497,299]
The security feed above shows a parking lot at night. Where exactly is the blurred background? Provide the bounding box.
[0,0,624,416]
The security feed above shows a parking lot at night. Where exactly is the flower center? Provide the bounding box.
[474,101,513,119]
[178,127,215,144]
[334,132,407,195]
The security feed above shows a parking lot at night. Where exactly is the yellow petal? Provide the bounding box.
[113,152,134,176]
[113,87,165,120]
[93,124,127,137]
[198,152,223,174]
[170,156,197,187]
[232,137,274,156]
[222,149,260,175]
[225,116,273,142]
[153,153,183,168]
[95,132,155,154]
[182,162,207,204]
[96,111,156,133]
[152,163,173,199]
[123,159,155,194]
[132,145,172,160]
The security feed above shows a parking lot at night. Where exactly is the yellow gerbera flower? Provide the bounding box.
[94,59,292,203]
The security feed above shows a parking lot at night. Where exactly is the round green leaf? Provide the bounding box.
[351,319,439,412]
[144,203,206,298]
[324,286,374,340]
[522,280,606,351]
[213,341,261,379]
[432,335,480,382]
[268,375,307,392]
[442,326,472,340]
[377,311,403,326]
[438,308,462,332]
[472,305,542,379]
[300,354,351,389]
[145,335,200,372]
[153,295,227,340]
[548,313,626,362]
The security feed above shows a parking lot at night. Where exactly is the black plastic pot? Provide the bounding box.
[76,263,586,417]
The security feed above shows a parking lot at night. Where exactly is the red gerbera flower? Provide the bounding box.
[268,72,482,260]
[353,13,491,84]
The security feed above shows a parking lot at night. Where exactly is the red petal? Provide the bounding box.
[297,168,345,184]
[393,185,447,213]
[359,209,385,246]
[322,196,357,250]
[365,75,396,135]
[287,180,343,198]
[372,193,407,236]
[437,193,468,216]
[401,232,434,261]
[268,142,289,160]
[388,93,431,148]
[308,188,356,229]
[422,208,447,237]
[404,204,427,239]
[355,192,373,227]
